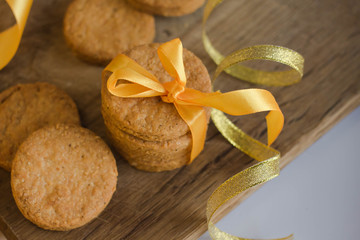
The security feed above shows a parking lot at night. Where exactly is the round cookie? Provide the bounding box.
[126,0,205,16]
[11,124,118,231]
[0,82,80,172]
[101,43,212,171]
[104,120,192,172]
[64,0,155,65]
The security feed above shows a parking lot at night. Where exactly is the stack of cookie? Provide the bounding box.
[63,0,210,171]
[0,83,118,231]
[63,0,205,65]
[101,43,212,172]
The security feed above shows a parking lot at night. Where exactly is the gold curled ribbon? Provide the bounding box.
[203,0,304,239]
[203,0,304,86]
[0,0,33,70]
[104,38,284,166]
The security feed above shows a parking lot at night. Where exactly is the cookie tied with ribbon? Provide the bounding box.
[103,38,284,170]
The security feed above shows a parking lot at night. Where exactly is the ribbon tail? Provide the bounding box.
[180,88,284,146]
[266,110,284,146]
[174,103,208,163]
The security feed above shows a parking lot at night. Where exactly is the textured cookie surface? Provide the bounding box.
[102,43,212,142]
[11,124,118,231]
[64,0,155,64]
[127,0,205,16]
[103,109,192,172]
[0,82,80,171]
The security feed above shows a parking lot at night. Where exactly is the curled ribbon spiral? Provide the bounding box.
[203,0,304,86]
[203,0,304,239]
[104,38,284,166]
[0,0,33,70]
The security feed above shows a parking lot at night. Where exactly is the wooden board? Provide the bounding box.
[0,0,359,239]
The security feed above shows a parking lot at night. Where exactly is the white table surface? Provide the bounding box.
[199,106,360,240]
[1,107,359,240]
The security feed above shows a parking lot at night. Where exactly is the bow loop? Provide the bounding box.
[106,54,166,98]
[157,38,187,86]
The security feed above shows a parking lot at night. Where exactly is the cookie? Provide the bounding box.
[101,43,212,171]
[0,82,80,172]
[104,122,192,172]
[64,0,155,65]
[126,0,205,16]
[11,124,118,231]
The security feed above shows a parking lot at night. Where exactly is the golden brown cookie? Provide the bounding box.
[127,0,205,16]
[0,82,80,172]
[101,43,212,172]
[104,122,192,172]
[64,0,155,65]
[11,124,118,231]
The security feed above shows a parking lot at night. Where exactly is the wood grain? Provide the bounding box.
[0,0,359,239]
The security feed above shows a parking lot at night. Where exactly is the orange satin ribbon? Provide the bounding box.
[0,0,33,70]
[105,38,284,163]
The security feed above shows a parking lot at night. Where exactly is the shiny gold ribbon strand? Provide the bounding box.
[0,0,33,70]
[203,0,304,239]
[203,0,304,86]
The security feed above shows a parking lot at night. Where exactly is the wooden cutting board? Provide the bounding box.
[0,0,359,239]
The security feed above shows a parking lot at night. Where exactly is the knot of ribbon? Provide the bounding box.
[104,38,284,164]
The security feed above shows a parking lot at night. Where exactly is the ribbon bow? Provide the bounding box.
[104,38,284,163]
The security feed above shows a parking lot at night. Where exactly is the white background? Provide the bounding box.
[199,106,360,240]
